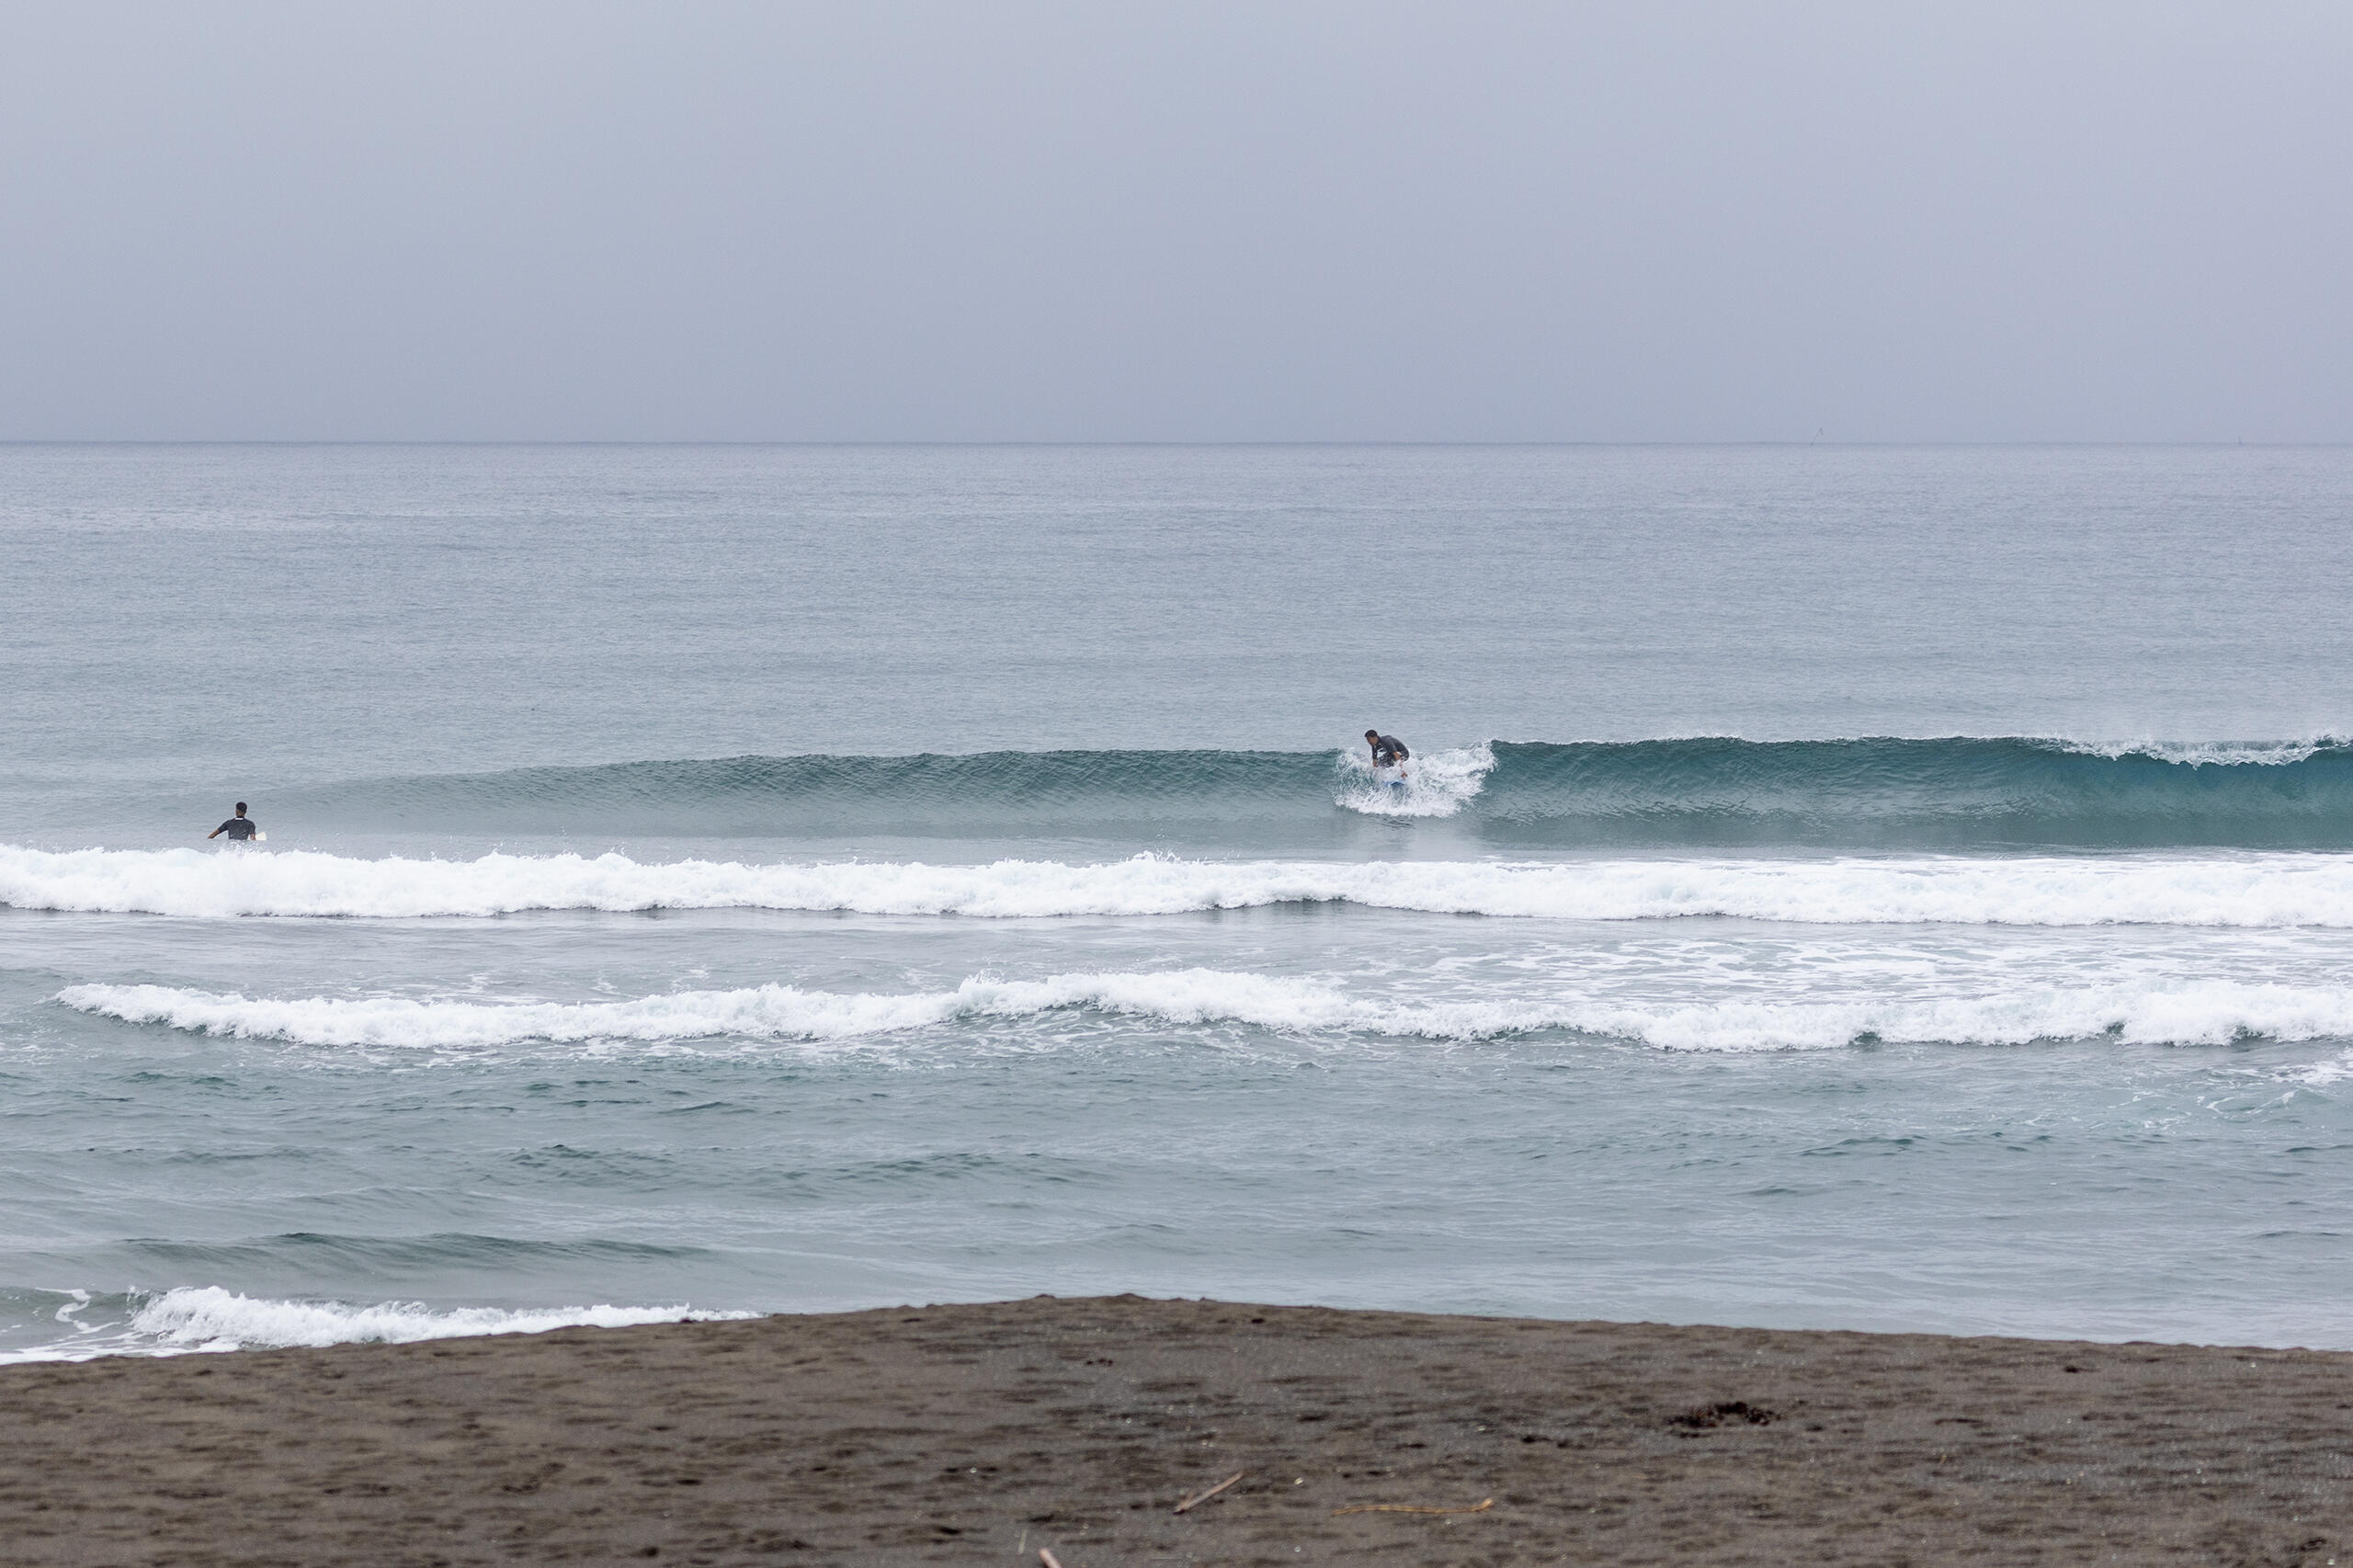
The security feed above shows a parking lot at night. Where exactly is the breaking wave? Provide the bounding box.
[59,972,2353,1053]
[249,735,2353,846]
[18,843,2353,926]
[1,1285,750,1362]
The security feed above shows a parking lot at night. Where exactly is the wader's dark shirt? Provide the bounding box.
[216,817,258,840]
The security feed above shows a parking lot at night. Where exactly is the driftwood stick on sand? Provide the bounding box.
[1332,1496,1495,1517]
[1172,1471,1246,1514]
[1039,1551,1063,1568]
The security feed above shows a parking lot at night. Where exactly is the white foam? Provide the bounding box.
[19,843,2353,926]
[1334,742,1494,816]
[1,1286,752,1361]
[1560,981,2353,1051]
[60,971,1378,1049]
[59,971,2353,1054]
[16,845,2353,927]
[2297,1052,2353,1087]
[2049,735,2346,767]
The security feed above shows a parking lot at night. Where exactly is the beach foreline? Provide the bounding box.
[1,1293,2342,1565]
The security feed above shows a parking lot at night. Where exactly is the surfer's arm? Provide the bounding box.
[205,826,222,839]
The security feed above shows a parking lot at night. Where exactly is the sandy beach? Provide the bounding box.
[3,1295,2347,1565]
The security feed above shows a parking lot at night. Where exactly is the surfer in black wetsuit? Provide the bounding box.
[1364,731,1410,790]
[207,802,260,841]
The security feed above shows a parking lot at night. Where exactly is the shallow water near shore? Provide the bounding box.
[9,442,2353,1358]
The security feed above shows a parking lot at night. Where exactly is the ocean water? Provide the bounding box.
[8,442,2353,1361]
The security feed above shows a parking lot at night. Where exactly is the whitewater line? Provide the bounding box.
[59,972,2353,1053]
[15,844,2353,926]
[0,1288,755,1362]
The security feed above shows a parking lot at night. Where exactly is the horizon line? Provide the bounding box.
[1,438,2345,449]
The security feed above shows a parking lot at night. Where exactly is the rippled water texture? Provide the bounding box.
[7,443,2353,1358]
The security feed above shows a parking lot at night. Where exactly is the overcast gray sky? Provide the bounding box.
[2,2,2346,441]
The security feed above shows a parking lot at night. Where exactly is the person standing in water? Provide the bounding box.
[1364,730,1410,791]
[207,802,261,841]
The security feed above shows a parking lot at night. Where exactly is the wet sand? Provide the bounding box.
[2,1295,2347,1565]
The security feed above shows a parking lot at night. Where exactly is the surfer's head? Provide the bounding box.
[1365,730,1380,742]
[234,802,246,816]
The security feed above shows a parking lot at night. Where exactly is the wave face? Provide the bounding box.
[271,737,2353,847]
[286,747,1379,833]
[62,974,2353,1054]
[18,844,2353,926]
[1473,736,2353,846]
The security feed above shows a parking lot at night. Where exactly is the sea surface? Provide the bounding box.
[7,442,2353,1360]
